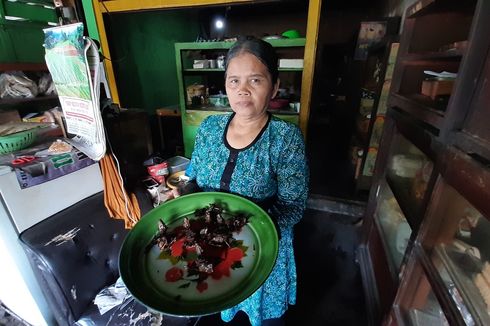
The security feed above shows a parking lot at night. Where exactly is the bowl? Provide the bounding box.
[282,29,301,39]
[119,192,278,317]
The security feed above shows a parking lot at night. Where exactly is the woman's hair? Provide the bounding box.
[225,37,279,84]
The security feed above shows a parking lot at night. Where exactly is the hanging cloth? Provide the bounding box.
[99,153,141,228]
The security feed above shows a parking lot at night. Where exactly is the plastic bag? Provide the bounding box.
[38,73,57,95]
[93,277,129,315]
[0,71,39,99]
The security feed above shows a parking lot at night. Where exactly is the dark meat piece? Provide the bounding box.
[196,259,214,273]
[195,244,203,255]
[157,237,168,250]
[230,214,249,232]
[194,207,207,218]
[158,219,168,233]
[205,211,212,223]
[216,213,224,224]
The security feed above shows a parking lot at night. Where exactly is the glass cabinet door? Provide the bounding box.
[395,254,449,326]
[374,179,413,279]
[423,179,490,325]
[386,131,434,224]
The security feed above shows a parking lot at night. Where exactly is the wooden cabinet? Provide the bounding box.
[389,0,486,132]
[358,111,439,324]
[450,50,490,161]
[359,1,490,325]
[389,148,490,326]
[174,39,306,157]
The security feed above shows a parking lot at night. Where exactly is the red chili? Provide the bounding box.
[226,247,244,262]
[170,238,185,257]
[165,267,183,282]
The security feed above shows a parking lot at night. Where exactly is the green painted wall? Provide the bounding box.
[105,10,200,113]
[0,0,56,63]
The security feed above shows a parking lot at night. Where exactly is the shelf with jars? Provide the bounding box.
[175,38,306,157]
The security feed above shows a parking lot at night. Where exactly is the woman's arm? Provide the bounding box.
[271,127,309,232]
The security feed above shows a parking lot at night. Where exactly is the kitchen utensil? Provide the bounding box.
[11,155,36,165]
[0,129,37,154]
[119,192,278,316]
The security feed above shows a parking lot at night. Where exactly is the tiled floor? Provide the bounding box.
[197,207,367,326]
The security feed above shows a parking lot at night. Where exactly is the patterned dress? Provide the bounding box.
[186,113,309,326]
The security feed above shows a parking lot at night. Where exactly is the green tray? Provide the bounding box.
[119,192,278,317]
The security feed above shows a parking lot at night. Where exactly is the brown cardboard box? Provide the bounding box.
[421,79,455,99]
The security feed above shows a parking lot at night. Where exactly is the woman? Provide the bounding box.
[186,37,308,326]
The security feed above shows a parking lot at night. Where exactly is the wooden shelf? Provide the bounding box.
[390,93,445,129]
[0,95,58,106]
[186,106,298,115]
[176,38,306,51]
[183,68,303,73]
[0,62,48,72]
[401,50,464,62]
[406,0,476,18]
[184,68,225,73]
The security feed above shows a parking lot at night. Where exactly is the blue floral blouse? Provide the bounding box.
[186,113,309,326]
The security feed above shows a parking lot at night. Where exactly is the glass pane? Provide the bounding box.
[375,180,413,277]
[429,182,490,325]
[432,249,476,325]
[386,132,433,220]
[407,291,448,326]
[398,259,449,326]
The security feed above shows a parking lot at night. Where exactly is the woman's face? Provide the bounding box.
[225,52,279,119]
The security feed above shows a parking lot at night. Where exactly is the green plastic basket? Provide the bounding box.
[0,129,37,154]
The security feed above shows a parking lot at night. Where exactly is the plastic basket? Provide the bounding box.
[0,129,36,154]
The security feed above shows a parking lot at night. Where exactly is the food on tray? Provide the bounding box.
[48,139,72,154]
[146,203,250,293]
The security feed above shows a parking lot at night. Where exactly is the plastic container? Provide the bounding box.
[165,156,190,175]
[0,129,36,154]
